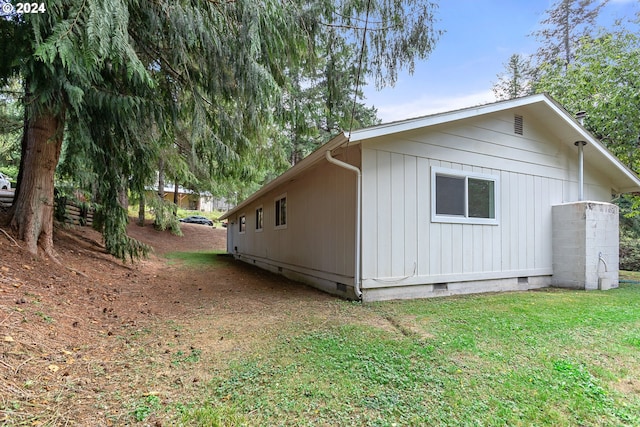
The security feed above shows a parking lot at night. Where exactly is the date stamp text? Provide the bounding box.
[1,2,47,15]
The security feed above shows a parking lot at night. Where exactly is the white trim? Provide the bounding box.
[274,193,288,229]
[431,166,500,225]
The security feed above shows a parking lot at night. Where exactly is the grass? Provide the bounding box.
[172,284,640,426]
[164,250,226,267]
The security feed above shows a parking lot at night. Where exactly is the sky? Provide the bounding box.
[361,0,639,123]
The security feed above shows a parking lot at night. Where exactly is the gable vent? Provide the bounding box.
[514,114,524,135]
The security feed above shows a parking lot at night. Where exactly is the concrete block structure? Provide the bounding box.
[552,202,619,290]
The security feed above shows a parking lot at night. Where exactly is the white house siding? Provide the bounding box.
[230,147,359,297]
[360,110,614,299]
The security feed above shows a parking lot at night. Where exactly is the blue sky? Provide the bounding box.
[362,0,639,123]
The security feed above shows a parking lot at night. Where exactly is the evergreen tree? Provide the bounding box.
[0,0,441,260]
[532,0,606,70]
[283,0,440,164]
[493,54,535,100]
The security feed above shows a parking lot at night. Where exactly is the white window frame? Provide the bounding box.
[274,193,287,229]
[255,205,264,232]
[238,213,246,234]
[431,166,499,225]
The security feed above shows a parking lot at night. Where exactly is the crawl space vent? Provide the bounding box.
[514,114,524,135]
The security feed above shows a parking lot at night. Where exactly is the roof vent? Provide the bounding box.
[514,114,523,135]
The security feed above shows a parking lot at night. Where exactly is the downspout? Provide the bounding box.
[325,150,362,300]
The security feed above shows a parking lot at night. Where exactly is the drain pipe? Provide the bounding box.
[325,150,362,299]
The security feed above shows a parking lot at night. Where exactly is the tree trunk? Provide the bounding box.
[157,158,165,200]
[137,192,145,226]
[10,109,64,256]
[173,180,180,216]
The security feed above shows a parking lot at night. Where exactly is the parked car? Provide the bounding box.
[0,173,11,190]
[179,215,214,226]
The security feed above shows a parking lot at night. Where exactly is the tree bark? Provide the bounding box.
[10,109,64,256]
[137,192,145,226]
[173,180,180,212]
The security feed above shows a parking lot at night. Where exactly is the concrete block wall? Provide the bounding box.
[552,202,619,290]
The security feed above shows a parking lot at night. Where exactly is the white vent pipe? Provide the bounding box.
[575,140,587,201]
[575,111,588,201]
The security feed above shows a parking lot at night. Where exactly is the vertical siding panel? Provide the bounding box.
[482,225,493,271]
[441,223,453,274]
[345,169,356,276]
[534,175,543,269]
[336,169,347,274]
[429,223,441,275]
[543,177,555,267]
[306,172,317,270]
[321,167,334,273]
[501,170,512,270]
[391,153,405,276]
[509,173,527,270]
[377,151,392,277]
[472,225,483,272]
[429,158,442,275]
[517,173,527,270]
[492,218,502,272]
[404,155,418,276]
[452,224,463,273]
[526,174,536,269]
[361,149,378,279]
[417,158,430,276]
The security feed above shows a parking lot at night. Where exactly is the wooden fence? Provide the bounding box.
[0,190,13,208]
[0,191,94,227]
[64,201,94,226]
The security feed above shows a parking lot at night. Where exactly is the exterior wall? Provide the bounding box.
[228,146,360,298]
[360,110,614,301]
[552,202,619,290]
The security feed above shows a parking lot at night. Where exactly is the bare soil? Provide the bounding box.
[0,219,372,425]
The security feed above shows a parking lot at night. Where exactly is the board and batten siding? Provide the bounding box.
[230,148,358,289]
[361,110,614,289]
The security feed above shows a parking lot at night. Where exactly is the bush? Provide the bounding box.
[620,236,640,271]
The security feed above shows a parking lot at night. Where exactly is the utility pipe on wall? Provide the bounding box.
[575,140,587,201]
[575,111,588,202]
[325,150,362,299]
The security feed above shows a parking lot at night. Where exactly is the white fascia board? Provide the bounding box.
[543,96,640,190]
[220,132,349,220]
[349,94,550,142]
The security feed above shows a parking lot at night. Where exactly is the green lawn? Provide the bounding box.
[171,284,640,426]
[164,250,226,267]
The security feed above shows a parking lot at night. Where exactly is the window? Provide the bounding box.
[238,214,246,233]
[275,194,287,228]
[432,167,498,225]
[255,206,263,231]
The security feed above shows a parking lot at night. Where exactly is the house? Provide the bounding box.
[220,94,640,302]
[147,184,230,213]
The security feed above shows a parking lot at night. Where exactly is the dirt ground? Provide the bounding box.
[0,219,365,425]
